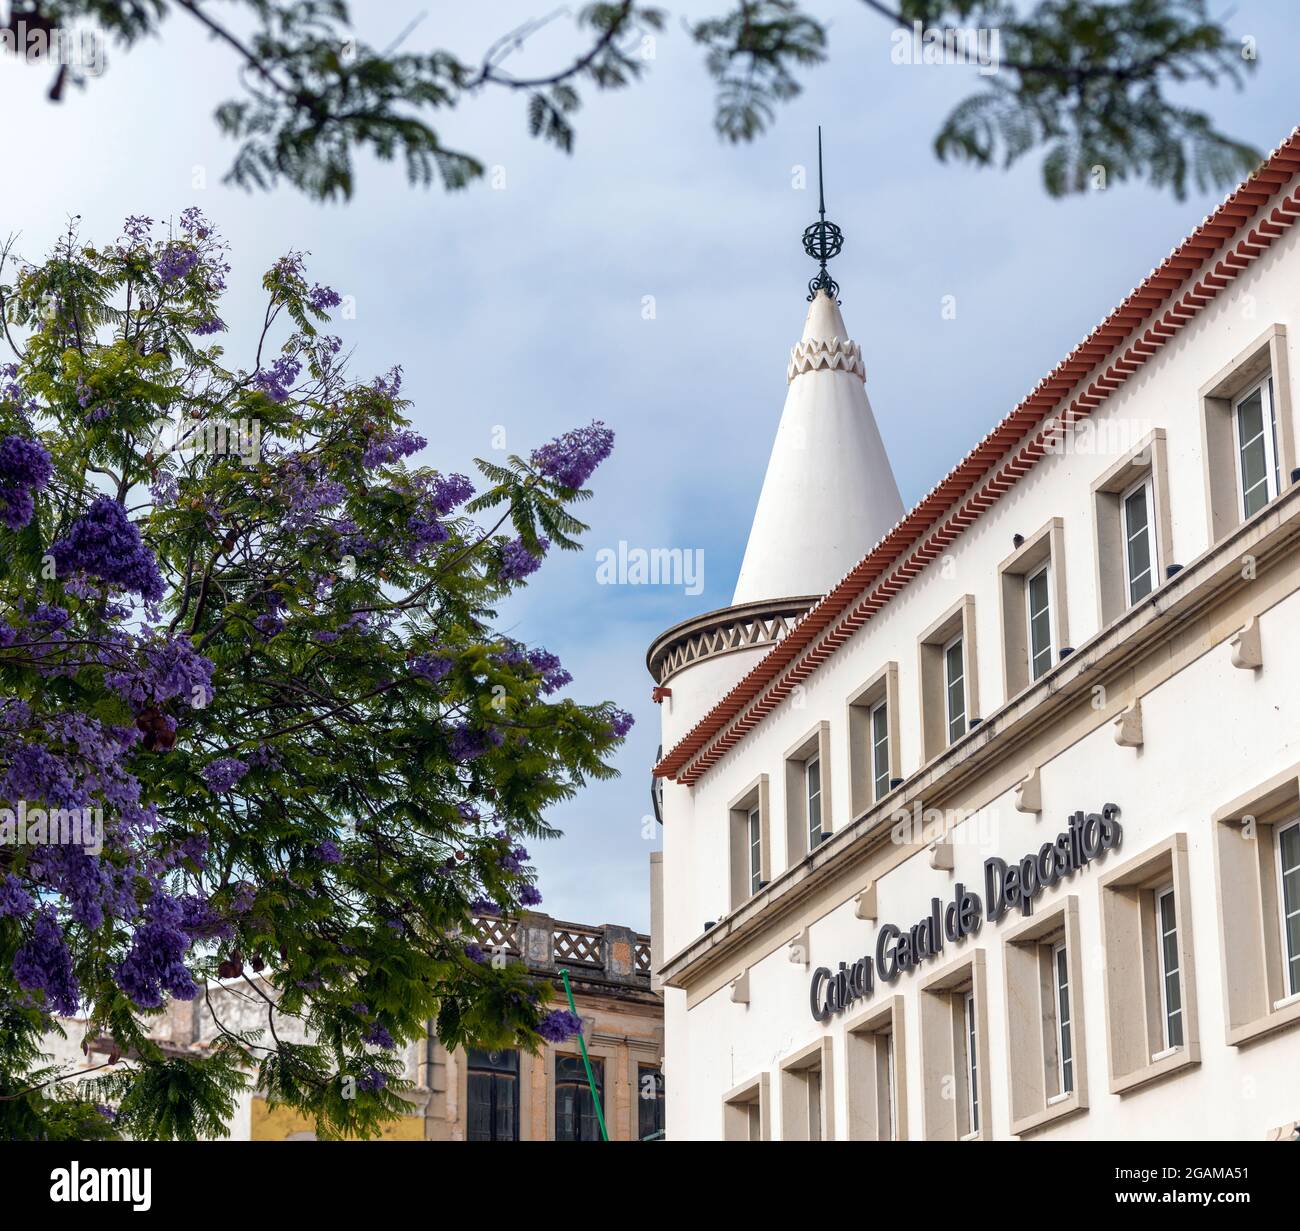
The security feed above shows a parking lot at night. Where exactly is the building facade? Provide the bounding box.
[51,913,662,1141]
[650,129,1300,1141]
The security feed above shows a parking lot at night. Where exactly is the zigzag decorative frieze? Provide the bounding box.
[787,335,865,383]
[652,608,808,683]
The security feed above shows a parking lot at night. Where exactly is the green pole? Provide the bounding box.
[559,967,609,1142]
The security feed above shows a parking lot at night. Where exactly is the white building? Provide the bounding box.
[649,128,1300,1141]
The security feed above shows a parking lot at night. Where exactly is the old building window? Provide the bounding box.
[1098,835,1200,1093]
[847,996,906,1140]
[1211,766,1300,1046]
[555,1054,604,1141]
[1200,325,1295,542]
[1235,376,1281,518]
[918,597,978,762]
[805,754,823,849]
[1121,475,1157,606]
[1091,430,1173,627]
[998,519,1068,699]
[784,723,832,864]
[637,1065,665,1141]
[723,1073,770,1141]
[1003,897,1088,1135]
[466,1048,519,1142]
[779,1038,834,1141]
[727,775,769,910]
[847,662,901,817]
[919,951,991,1139]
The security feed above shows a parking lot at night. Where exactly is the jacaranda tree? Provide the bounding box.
[0,209,629,1139]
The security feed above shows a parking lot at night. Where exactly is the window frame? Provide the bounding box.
[1154,883,1184,1054]
[870,699,890,803]
[918,597,978,764]
[806,754,823,849]
[728,775,770,910]
[962,990,979,1138]
[784,723,832,865]
[466,1047,521,1142]
[1098,833,1200,1094]
[1052,940,1073,1097]
[723,1073,770,1141]
[919,950,991,1140]
[1025,562,1054,682]
[554,1052,605,1142]
[845,995,907,1141]
[1277,819,1300,1000]
[778,1037,834,1141]
[943,632,967,746]
[1233,374,1280,519]
[1120,473,1158,607]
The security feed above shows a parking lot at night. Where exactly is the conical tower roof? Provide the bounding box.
[732,289,904,604]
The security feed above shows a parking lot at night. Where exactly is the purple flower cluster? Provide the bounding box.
[251,355,302,403]
[449,724,502,762]
[0,434,53,531]
[410,654,452,683]
[519,884,543,907]
[13,910,80,1016]
[308,283,342,312]
[50,497,165,601]
[311,840,342,865]
[531,420,614,490]
[192,316,226,337]
[357,1068,387,1093]
[103,634,215,709]
[526,648,571,695]
[499,537,548,583]
[362,427,426,469]
[363,1023,395,1049]
[155,244,200,284]
[0,874,35,917]
[608,708,635,739]
[464,942,487,964]
[202,757,249,794]
[536,1009,583,1043]
[114,893,199,1008]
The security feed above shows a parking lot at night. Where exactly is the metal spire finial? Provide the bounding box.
[802,126,844,303]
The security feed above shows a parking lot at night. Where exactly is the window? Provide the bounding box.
[846,997,906,1141]
[555,1054,604,1142]
[1092,431,1172,627]
[784,724,832,864]
[723,1074,769,1140]
[847,663,900,817]
[1003,897,1087,1134]
[1279,821,1300,999]
[1200,326,1295,542]
[637,1065,665,1141]
[1099,834,1200,1093]
[1235,377,1280,518]
[999,519,1068,698]
[1155,886,1184,1051]
[1121,475,1157,606]
[919,952,989,1139]
[806,755,823,848]
[944,635,966,744]
[919,598,978,762]
[467,1048,519,1142]
[728,775,769,909]
[1053,941,1073,1095]
[779,1038,833,1140]
[1026,565,1053,681]
[870,701,890,802]
[1211,768,1300,1046]
[962,991,979,1137]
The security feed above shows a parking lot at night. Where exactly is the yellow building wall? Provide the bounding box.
[250,1096,425,1141]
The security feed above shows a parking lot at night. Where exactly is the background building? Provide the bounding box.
[650,128,1300,1140]
[49,913,662,1141]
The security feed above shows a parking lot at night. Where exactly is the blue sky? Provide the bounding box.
[4,2,1298,932]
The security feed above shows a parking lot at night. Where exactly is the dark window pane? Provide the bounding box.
[555,1055,604,1141]
[466,1050,519,1141]
[638,1066,665,1140]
